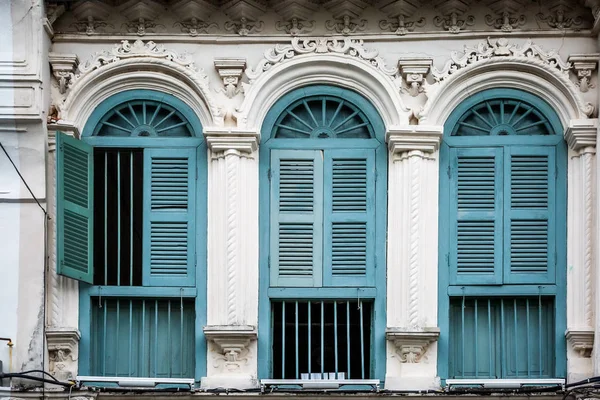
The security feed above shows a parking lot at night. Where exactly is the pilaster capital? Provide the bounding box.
[386,327,440,363]
[47,122,80,153]
[566,328,595,357]
[204,128,259,155]
[214,58,247,99]
[46,327,81,381]
[398,57,433,97]
[48,53,79,94]
[204,325,257,361]
[564,119,598,151]
[386,125,443,157]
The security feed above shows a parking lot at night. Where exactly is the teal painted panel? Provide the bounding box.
[323,149,376,287]
[270,149,324,287]
[449,147,503,285]
[57,132,95,283]
[143,148,197,287]
[90,298,195,377]
[503,146,555,284]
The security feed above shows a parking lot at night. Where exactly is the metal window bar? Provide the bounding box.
[91,298,195,378]
[271,300,371,380]
[449,296,554,379]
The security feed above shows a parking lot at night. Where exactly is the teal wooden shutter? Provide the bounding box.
[449,147,503,285]
[56,132,94,283]
[143,148,196,287]
[504,146,555,284]
[270,150,323,287]
[323,149,375,287]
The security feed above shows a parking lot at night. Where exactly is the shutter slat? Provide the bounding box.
[324,149,375,287]
[271,150,323,287]
[143,148,196,287]
[57,132,94,283]
[450,148,503,285]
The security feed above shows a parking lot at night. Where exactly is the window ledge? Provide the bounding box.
[385,327,440,363]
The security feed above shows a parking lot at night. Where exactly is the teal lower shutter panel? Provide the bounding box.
[270,150,323,287]
[504,146,555,284]
[449,148,503,285]
[143,148,196,287]
[323,149,375,287]
[57,132,95,283]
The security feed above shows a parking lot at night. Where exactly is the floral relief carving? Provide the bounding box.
[433,12,475,33]
[325,15,368,35]
[485,11,526,31]
[275,18,316,36]
[224,17,264,35]
[379,15,426,35]
[174,18,218,36]
[536,10,583,29]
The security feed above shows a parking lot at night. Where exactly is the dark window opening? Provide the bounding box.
[272,300,371,379]
[93,148,144,286]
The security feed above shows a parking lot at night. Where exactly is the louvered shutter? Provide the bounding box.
[504,146,555,284]
[323,149,375,287]
[449,147,503,285]
[143,148,196,287]
[56,132,94,283]
[270,150,323,287]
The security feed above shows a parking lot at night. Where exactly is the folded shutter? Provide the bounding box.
[270,150,323,287]
[143,148,196,286]
[449,147,503,285]
[504,146,555,284]
[56,132,94,283]
[323,149,375,287]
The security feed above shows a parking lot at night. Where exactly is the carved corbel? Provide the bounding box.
[204,326,257,368]
[49,53,79,95]
[386,328,440,363]
[566,329,595,357]
[387,126,443,161]
[398,57,432,97]
[569,54,599,93]
[205,129,259,159]
[214,58,247,99]
[46,328,81,380]
[565,119,598,152]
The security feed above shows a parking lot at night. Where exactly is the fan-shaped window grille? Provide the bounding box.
[451,99,553,136]
[273,96,373,139]
[94,100,192,137]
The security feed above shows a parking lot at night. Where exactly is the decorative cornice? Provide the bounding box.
[272,0,318,35]
[215,58,247,98]
[70,0,112,35]
[204,128,259,155]
[536,0,584,30]
[204,325,257,363]
[386,328,440,363]
[483,0,527,32]
[49,53,79,94]
[47,123,80,152]
[323,0,369,35]
[172,0,219,36]
[275,18,316,36]
[386,125,443,157]
[566,328,594,357]
[246,37,398,83]
[433,0,475,33]
[431,37,572,83]
[565,119,598,151]
[377,0,425,35]
[222,0,267,35]
[119,0,164,36]
[398,57,433,97]
[569,54,599,93]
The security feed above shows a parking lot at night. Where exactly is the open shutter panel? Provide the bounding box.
[143,148,196,287]
[449,147,503,285]
[323,149,375,287]
[57,132,94,283]
[504,146,555,284]
[270,150,323,287]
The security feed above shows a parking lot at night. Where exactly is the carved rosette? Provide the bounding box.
[386,328,440,363]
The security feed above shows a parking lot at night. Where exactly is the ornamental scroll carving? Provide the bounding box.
[246,37,399,82]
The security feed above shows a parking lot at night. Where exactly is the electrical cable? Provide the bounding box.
[0,373,73,388]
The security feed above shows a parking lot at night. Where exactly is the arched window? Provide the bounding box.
[56,90,206,381]
[258,86,387,384]
[438,88,566,381]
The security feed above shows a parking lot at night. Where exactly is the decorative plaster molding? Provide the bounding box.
[433,0,474,33]
[44,3,66,36]
[565,119,598,151]
[46,328,81,380]
[386,125,443,158]
[536,0,584,30]
[246,37,399,83]
[71,0,112,35]
[119,0,164,36]
[483,0,527,32]
[569,54,599,93]
[432,37,572,83]
[205,128,259,156]
[224,17,265,35]
[324,0,369,35]
[215,58,247,99]
[275,18,316,36]
[325,15,368,35]
[172,0,220,36]
[222,0,267,35]
[566,328,595,357]
[47,123,80,153]
[377,0,425,35]
[204,326,257,368]
[398,57,432,97]
[49,53,79,95]
[386,328,440,363]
